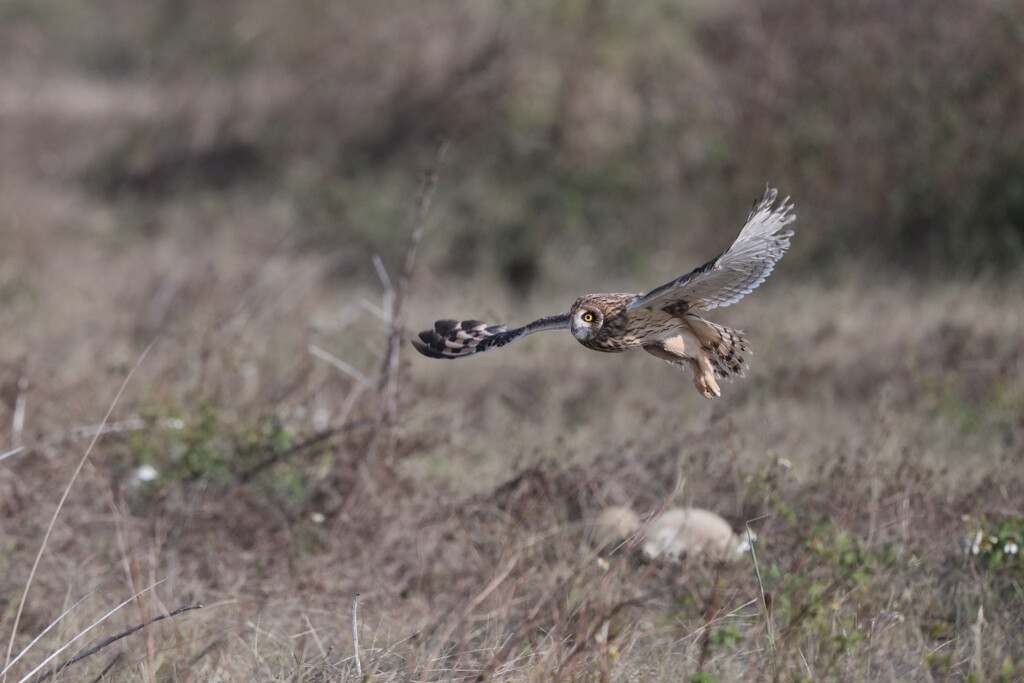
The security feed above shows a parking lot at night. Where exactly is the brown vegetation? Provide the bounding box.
[1,1,1023,680]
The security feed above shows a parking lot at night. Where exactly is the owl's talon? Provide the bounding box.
[694,374,721,399]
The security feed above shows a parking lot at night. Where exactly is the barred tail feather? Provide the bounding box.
[687,316,748,380]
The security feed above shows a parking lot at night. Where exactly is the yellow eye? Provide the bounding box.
[583,312,594,323]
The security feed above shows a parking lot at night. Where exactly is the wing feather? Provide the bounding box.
[628,185,795,312]
[411,313,570,359]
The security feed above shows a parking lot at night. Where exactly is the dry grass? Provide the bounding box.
[2,189,1022,681]
[2,2,1024,681]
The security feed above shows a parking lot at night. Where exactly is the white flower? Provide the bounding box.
[970,530,983,555]
[1005,542,1019,555]
[310,512,325,524]
[597,557,610,570]
[776,456,793,470]
[135,464,158,483]
[735,530,758,554]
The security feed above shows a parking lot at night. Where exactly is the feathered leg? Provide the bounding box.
[643,331,721,399]
[683,315,749,379]
[643,316,749,399]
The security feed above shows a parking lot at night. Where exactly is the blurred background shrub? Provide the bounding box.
[2,0,1021,282]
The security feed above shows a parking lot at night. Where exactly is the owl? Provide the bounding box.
[412,186,795,398]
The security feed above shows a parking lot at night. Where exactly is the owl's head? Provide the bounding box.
[569,302,603,341]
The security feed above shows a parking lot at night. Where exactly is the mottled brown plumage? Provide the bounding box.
[412,186,795,398]
[569,294,639,352]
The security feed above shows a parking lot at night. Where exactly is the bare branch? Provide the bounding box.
[371,254,394,300]
[237,418,373,482]
[378,139,449,427]
[309,344,375,388]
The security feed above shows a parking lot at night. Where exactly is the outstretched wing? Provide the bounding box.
[411,313,570,359]
[628,185,795,312]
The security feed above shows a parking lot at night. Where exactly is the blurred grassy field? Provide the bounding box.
[2,1,1023,681]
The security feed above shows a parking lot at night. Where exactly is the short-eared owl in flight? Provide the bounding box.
[412,186,795,398]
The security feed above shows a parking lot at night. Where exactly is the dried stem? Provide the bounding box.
[309,344,375,388]
[11,374,27,448]
[0,446,24,463]
[26,603,203,683]
[87,652,123,683]
[747,520,777,675]
[378,140,449,428]
[0,588,99,677]
[15,578,166,683]
[351,593,362,678]
[3,339,156,673]
[237,418,374,483]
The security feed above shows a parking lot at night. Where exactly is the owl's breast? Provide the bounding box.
[579,336,631,353]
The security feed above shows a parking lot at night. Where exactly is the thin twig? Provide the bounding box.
[65,420,147,440]
[87,652,123,683]
[237,418,374,482]
[26,603,203,683]
[430,552,522,656]
[299,613,328,660]
[747,521,777,674]
[15,578,166,683]
[3,339,156,673]
[358,297,389,322]
[378,139,449,427]
[371,255,395,331]
[0,588,99,676]
[557,600,633,676]
[184,637,225,670]
[351,594,362,679]
[0,446,24,463]
[478,560,585,679]
[29,418,181,450]
[695,564,724,676]
[11,375,27,448]
[309,344,375,389]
